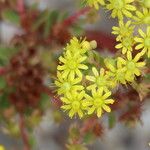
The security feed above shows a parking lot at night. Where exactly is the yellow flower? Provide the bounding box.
[57,51,88,79]
[65,37,97,55]
[106,0,136,20]
[134,27,150,57]
[0,145,5,150]
[133,8,150,25]
[86,67,113,92]
[112,20,134,41]
[105,59,127,85]
[83,88,114,117]
[61,91,86,118]
[85,0,105,9]
[115,36,134,54]
[55,71,84,95]
[118,52,146,82]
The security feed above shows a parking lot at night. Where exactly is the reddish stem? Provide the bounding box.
[16,0,27,28]
[19,113,31,150]
[0,67,6,75]
[16,0,25,15]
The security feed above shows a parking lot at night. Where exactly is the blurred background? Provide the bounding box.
[0,0,150,150]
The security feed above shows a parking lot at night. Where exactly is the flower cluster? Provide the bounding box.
[104,52,145,85]
[55,33,146,118]
[55,37,115,118]
[54,0,148,119]
[112,21,149,58]
[85,0,150,58]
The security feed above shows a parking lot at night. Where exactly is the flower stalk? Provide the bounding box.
[19,113,31,150]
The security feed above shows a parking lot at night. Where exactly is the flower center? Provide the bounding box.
[143,0,150,8]
[96,77,106,86]
[68,60,77,70]
[72,101,80,110]
[120,27,128,36]
[113,0,124,9]
[127,61,135,70]
[143,15,150,24]
[62,82,71,91]
[122,38,132,48]
[144,37,150,47]
[94,98,103,107]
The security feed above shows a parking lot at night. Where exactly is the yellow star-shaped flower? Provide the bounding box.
[86,67,113,92]
[85,0,105,10]
[106,0,136,20]
[57,51,88,79]
[83,88,114,117]
[115,36,134,54]
[134,27,150,57]
[118,52,146,82]
[112,20,134,41]
[133,8,150,25]
[105,58,127,85]
[55,71,84,96]
[65,37,94,55]
[61,91,86,118]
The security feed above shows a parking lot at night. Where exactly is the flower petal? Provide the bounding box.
[78,64,88,70]
[92,67,99,76]
[102,92,111,99]
[138,29,146,38]
[102,104,111,112]
[97,108,102,117]
[88,106,95,115]
[105,99,115,104]
[86,75,96,82]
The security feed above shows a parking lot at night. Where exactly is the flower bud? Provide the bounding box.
[90,40,97,49]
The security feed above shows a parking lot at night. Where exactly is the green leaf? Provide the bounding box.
[144,73,150,81]
[50,10,59,22]
[44,12,52,37]
[25,108,33,116]
[108,112,116,129]
[83,131,95,144]
[39,93,50,109]
[0,77,6,89]
[80,0,87,7]
[30,3,39,10]
[0,93,10,109]
[72,24,84,36]
[2,9,20,25]
[0,46,18,66]
[69,125,80,140]
[57,11,68,22]
[93,51,105,66]
[44,10,59,37]
[29,133,36,148]
[32,10,48,31]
